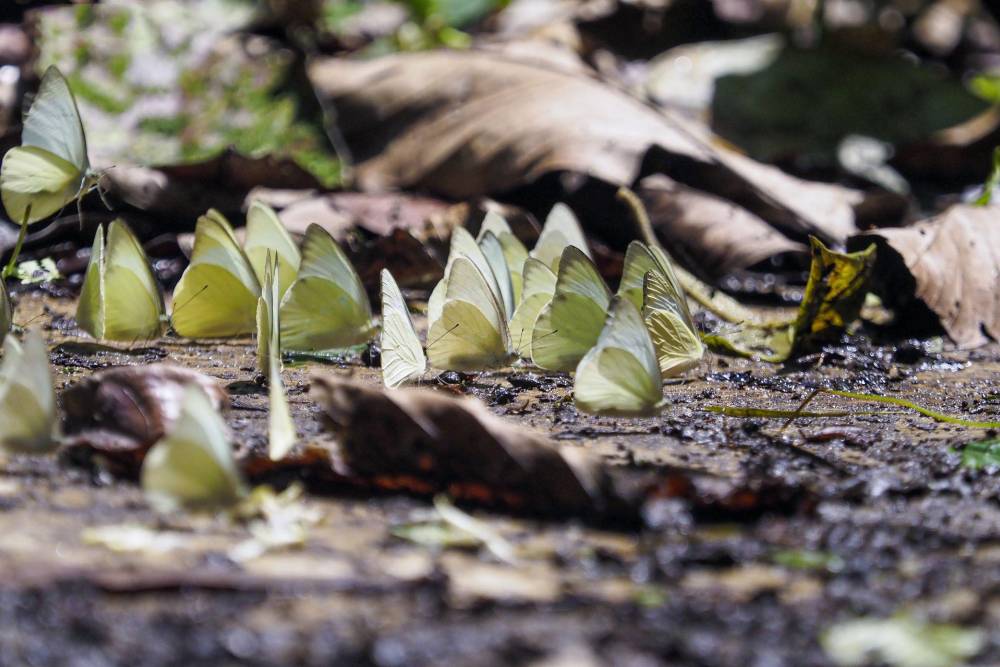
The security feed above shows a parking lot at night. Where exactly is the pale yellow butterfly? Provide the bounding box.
[244,201,300,297]
[0,330,59,454]
[530,246,611,371]
[77,219,164,342]
[141,384,247,513]
[0,66,98,225]
[171,210,260,338]
[426,257,514,371]
[280,223,375,351]
[508,258,556,358]
[574,296,665,417]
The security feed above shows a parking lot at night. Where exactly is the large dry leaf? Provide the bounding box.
[61,365,228,475]
[850,205,1000,348]
[636,174,805,276]
[310,376,618,518]
[309,50,865,244]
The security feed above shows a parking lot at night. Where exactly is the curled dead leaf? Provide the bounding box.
[850,204,1000,348]
[309,49,868,246]
[636,174,805,276]
[310,375,618,518]
[60,365,228,476]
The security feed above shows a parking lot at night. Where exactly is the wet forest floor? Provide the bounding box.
[2,291,999,666]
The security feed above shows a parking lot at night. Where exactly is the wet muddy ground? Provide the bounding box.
[1,290,999,666]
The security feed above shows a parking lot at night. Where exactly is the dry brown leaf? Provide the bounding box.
[309,50,865,244]
[850,204,1000,348]
[636,174,805,276]
[60,365,228,475]
[310,376,615,517]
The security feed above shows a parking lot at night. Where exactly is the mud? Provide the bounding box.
[1,292,999,666]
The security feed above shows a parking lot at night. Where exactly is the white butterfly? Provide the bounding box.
[381,268,426,387]
[574,296,665,417]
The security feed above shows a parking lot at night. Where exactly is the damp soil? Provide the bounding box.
[2,292,999,667]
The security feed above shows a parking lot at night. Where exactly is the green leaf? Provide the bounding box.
[16,258,61,285]
[974,146,1000,206]
[960,437,1000,469]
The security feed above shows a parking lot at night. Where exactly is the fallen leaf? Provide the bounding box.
[636,174,806,276]
[309,49,868,245]
[850,205,1000,348]
[310,375,616,518]
[60,365,228,475]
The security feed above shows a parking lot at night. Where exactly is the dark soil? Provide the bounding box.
[2,292,999,667]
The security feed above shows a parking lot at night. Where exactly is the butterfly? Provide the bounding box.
[244,201,300,297]
[171,210,260,338]
[141,384,247,513]
[508,258,556,357]
[530,246,611,372]
[643,269,704,377]
[0,277,12,343]
[0,330,59,454]
[426,256,515,371]
[256,254,295,460]
[428,227,512,326]
[77,219,165,342]
[477,211,528,304]
[280,223,375,351]
[380,268,426,388]
[529,203,591,272]
[574,296,666,417]
[0,66,99,226]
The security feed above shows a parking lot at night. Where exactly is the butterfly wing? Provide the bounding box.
[478,211,528,304]
[530,203,591,271]
[0,332,59,454]
[141,385,246,512]
[509,258,556,357]
[574,297,663,416]
[100,220,164,341]
[617,241,662,310]
[644,271,703,376]
[171,212,260,338]
[530,247,611,371]
[381,268,426,387]
[280,224,374,351]
[478,231,515,320]
[244,201,300,296]
[22,66,89,172]
[1,145,83,224]
[427,257,512,371]
[76,225,105,339]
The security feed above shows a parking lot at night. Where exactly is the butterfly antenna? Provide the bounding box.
[426,323,460,349]
[518,328,558,356]
[170,284,210,319]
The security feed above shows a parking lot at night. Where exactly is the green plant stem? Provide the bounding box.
[823,389,1000,429]
[3,219,29,280]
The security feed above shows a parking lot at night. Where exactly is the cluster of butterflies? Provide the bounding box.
[0,63,705,513]
[381,205,704,416]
